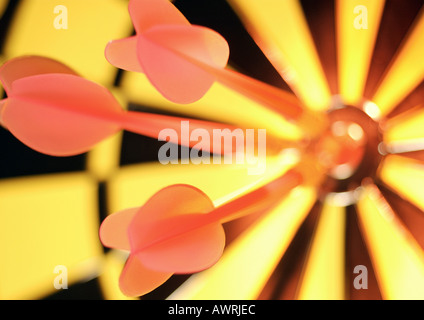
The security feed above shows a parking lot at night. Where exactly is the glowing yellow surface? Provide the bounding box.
[297,200,346,300]
[0,0,8,19]
[86,131,123,181]
[4,0,133,86]
[337,0,385,106]
[121,72,302,141]
[107,152,298,214]
[357,185,424,299]
[373,9,424,116]
[379,155,424,212]
[384,106,424,144]
[167,187,316,300]
[228,0,331,111]
[0,173,103,299]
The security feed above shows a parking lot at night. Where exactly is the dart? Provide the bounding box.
[1,0,424,301]
[105,0,324,136]
[99,168,303,296]
[0,56,246,156]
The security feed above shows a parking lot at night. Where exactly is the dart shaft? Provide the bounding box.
[120,110,274,155]
[215,67,303,120]
[137,169,303,251]
[188,57,304,121]
[169,48,327,138]
[209,168,303,223]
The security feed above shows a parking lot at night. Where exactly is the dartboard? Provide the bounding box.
[0,0,424,300]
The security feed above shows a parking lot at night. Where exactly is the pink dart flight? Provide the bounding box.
[99,169,302,296]
[0,56,241,156]
[105,0,305,121]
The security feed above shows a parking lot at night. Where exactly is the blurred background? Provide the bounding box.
[0,0,424,300]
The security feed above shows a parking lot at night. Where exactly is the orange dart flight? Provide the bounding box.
[99,169,302,296]
[0,56,241,156]
[105,0,304,121]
